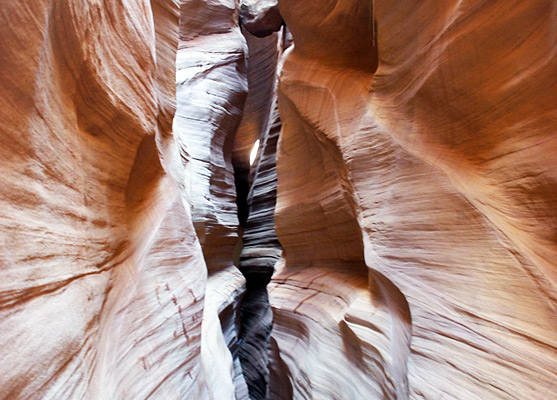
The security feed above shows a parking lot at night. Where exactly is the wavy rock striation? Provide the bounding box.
[2,1,556,399]
[235,31,286,400]
[174,0,252,398]
[0,0,214,398]
[270,0,557,399]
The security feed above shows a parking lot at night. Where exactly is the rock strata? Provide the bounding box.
[1,1,556,399]
[174,0,252,398]
[269,0,557,399]
[0,0,213,398]
[237,33,285,400]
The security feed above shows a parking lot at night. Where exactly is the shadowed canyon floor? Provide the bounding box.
[0,0,556,399]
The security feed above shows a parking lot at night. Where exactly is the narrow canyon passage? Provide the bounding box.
[0,1,556,400]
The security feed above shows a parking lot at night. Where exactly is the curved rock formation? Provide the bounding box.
[174,1,251,398]
[235,28,287,399]
[176,0,247,272]
[1,0,556,399]
[0,0,213,398]
[240,0,283,38]
[270,0,557,399]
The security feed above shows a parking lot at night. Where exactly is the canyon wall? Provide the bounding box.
[174,1,249,397]
[235,28,287,400]
[1,0,556,399]
[269,0,557,399]
[0,0,281,399]
[0,0,215,398]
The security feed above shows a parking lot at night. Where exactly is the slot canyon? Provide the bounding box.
[0,0,556,399]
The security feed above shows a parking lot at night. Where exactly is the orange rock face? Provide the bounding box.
[270,0,557,398]
[0,1,211,398]
[1,0,556,399]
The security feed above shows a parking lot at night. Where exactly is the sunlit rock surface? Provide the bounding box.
[176,0,247,272]
[270,0,557,399]
[174,0,251,398]
[0,0,213,398]
[2,0,556,399]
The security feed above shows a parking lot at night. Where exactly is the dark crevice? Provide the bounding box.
[234,91,283,400]
[232,11,289,397]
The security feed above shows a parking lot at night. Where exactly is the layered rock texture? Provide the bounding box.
[269,0,557,399]
[0,0,212,398]
[1,0,556,399]
[0,0,250,398]
[236,29,287,400]
[174,2,249,397]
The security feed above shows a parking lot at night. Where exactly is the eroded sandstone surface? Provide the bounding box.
[0,0,212,398]
[270,0,557,399]
[1,0,556,399]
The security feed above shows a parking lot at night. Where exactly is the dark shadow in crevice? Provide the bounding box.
[234,104,283,400]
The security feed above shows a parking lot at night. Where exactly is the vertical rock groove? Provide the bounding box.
[238,82,283,400]
[174,1,250,398]
[233,13,286,396]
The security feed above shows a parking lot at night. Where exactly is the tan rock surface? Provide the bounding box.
[0,1,210,398]
[2,0,556,399]
[270,0,557,398]
[176,0,247,272]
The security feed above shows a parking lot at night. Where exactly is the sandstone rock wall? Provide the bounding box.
[0,0,280,398]
[270,0,557,399]
[2,0,556,399]
[236,30,286,400]
[0,0,228,398]
[174,0,252,398]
